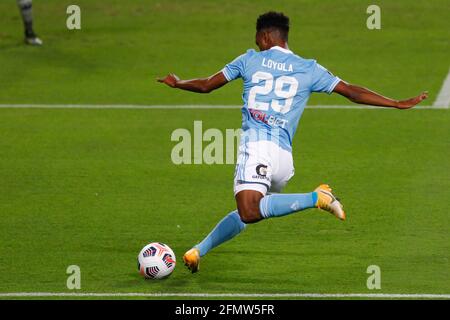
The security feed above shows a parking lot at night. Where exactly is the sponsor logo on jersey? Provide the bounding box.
[249,109,288,129]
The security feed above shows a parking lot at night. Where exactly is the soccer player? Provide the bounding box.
[157,12,428,273]
[17,0,42,45]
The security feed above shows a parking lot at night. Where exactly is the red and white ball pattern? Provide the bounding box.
[138,242,176,279]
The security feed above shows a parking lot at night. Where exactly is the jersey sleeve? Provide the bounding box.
[221,52,248,82]
[310,62,341,94]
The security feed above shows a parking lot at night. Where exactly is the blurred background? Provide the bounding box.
[0,0,449,106]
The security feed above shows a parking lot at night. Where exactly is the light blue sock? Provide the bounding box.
[259,192,318,219]
[195,210,246,257]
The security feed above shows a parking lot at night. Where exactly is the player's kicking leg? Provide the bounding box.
[183,186,345,273]
[237,185,345,223]
[183,210,246,273]
[183,140,345,273]
[17,0,43,46]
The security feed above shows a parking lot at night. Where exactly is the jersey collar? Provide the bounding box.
[269,46,293,54]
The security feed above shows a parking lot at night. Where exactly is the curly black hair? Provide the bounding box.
[256,11,290,40]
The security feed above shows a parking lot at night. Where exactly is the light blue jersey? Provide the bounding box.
[222,46,340,152]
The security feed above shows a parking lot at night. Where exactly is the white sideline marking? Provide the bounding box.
[0,104,444,110]
[433,67,450,107]
[0,292,449,299]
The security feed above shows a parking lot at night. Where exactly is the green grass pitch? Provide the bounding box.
[0,0,449,299]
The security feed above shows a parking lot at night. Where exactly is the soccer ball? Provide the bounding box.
[137,242,176,279]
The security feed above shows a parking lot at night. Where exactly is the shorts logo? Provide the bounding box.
[256,164,268,177]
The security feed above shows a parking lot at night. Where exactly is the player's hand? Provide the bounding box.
[157,73,180,88]
[396,91,428,109]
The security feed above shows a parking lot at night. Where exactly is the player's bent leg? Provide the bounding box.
[235,190,264,223]
[259,191,318,219]
[258,185,345,221]
[183,210,247,273]
[183,186,344,273]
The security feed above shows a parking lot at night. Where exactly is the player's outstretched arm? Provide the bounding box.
[157,71,228,93]
[333,81,428,109]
